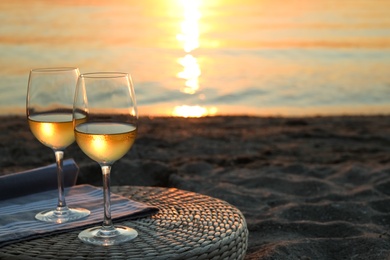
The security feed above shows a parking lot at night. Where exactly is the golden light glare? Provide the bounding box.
[42,123,54,137]
[91,136,106,152]
[172,105,217,118]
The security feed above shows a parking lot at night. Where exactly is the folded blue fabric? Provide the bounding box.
[0,184,158,247]
[0,159,79,200]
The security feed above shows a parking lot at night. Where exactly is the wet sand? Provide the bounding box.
[1,115,390,259]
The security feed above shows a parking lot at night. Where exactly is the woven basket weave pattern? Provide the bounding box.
[0,186,248,260]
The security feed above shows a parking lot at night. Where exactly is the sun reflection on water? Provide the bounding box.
[176,0,200,53]
[172,105,217,118]
[174,0,216,117]
[177,54,200,94]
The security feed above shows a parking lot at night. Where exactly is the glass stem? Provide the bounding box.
[55,150,68,211]
[101,165,115,232]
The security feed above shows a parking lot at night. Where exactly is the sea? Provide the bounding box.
[1,0,390,117]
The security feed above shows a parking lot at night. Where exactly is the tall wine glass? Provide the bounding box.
[73,72,138,246]
[26,67,91,223]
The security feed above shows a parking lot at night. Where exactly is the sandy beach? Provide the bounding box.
[1,115,390,259]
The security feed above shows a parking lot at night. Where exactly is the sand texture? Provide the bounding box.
[1,115,390,259]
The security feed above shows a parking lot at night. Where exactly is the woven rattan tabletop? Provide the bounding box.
[0,186,248,260]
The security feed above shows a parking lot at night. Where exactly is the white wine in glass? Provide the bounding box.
[26,67,90,223]
[73,72,138,246]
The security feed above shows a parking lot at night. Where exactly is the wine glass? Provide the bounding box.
[26,67,91,223]
[73,72,138,246]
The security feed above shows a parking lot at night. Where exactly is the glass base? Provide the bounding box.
[35,207,90,224]
[78,225,138,246]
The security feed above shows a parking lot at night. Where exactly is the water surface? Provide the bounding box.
[1,0,390,117]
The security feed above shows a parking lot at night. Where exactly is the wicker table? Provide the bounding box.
[0,186,248,260]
